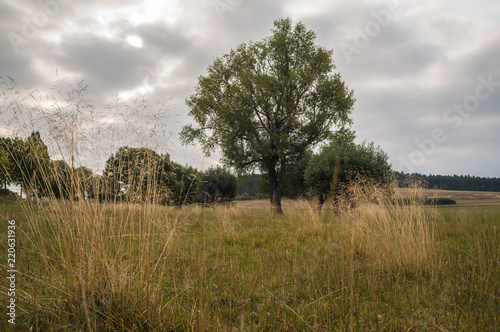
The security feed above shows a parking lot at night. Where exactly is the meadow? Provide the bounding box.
[1,185,499,331]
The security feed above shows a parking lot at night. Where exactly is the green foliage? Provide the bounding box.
[200,166,237,203]
[235,192,253,200]
[0,132,53,198]
[103,146,167,202]
[392,197,457,206]
[1,133,98,200]
[305,141,393,207]
[0,142,12,188]
[102,146,201,206]
[181,17,355,212]
[169,161,202,206]
[259,150,313,199]
[236,174,261,198]
[49,160,95,200]
[0,188,16,196]
[49,160,72,199]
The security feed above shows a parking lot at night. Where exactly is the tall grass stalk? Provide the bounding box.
[338,179,437,275]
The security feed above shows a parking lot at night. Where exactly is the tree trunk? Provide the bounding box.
[268,163,283,214]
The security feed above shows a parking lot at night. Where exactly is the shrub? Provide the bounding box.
[0,188,16,196]
[425,197,456,205]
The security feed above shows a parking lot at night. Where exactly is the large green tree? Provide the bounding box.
[181,18,355,212]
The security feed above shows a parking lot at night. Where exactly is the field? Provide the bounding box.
[235,188,500,210]
[395,188,500,206]
[1,188,499,331]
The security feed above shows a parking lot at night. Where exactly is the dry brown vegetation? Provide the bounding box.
[1,178,499,330]
[235,188,500,210]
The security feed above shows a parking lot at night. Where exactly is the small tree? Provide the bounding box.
[103,146,201,206]
[4,132,53,199]
[168,161,202,207]
[0,139,13,191]
[201,166,237,203]
[305,141,393,209]
[181,18,355,213]
[103,146,172,203]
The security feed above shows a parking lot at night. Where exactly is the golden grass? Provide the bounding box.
[339,181,437,274]
[1,186,499,330]
[14,200,186,330]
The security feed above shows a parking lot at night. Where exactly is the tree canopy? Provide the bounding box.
[305,141,393,208]
[200,166,237,203]
[0,132,53,199]
[181,17,355,212]
[102,146,201,206]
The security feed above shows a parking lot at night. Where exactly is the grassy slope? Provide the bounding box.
[0,197,499,331]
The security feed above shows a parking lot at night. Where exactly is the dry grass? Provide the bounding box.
[339,181,437,274]
[1,185,499,330]
[13,200,185,330]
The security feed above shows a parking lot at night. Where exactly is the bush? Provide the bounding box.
[0,188,16,197]
[235,192,253,200]
[425,197,457,205]
[391,197,457,206]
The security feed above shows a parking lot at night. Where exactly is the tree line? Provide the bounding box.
[0,132,238,204]
[1,131,394,209]
[395,172,500,192]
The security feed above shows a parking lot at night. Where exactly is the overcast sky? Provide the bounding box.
[1,0,499,177]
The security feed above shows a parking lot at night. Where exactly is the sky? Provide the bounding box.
[1,0,499,177]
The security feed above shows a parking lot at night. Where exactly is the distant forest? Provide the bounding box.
[237,172,500,199]
[394,172,500,192]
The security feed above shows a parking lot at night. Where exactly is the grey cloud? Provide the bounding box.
[1,0,499,176]
[136,23,194,57]
[51,35,153,99]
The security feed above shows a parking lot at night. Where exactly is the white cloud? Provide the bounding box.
[126,35,143,48]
